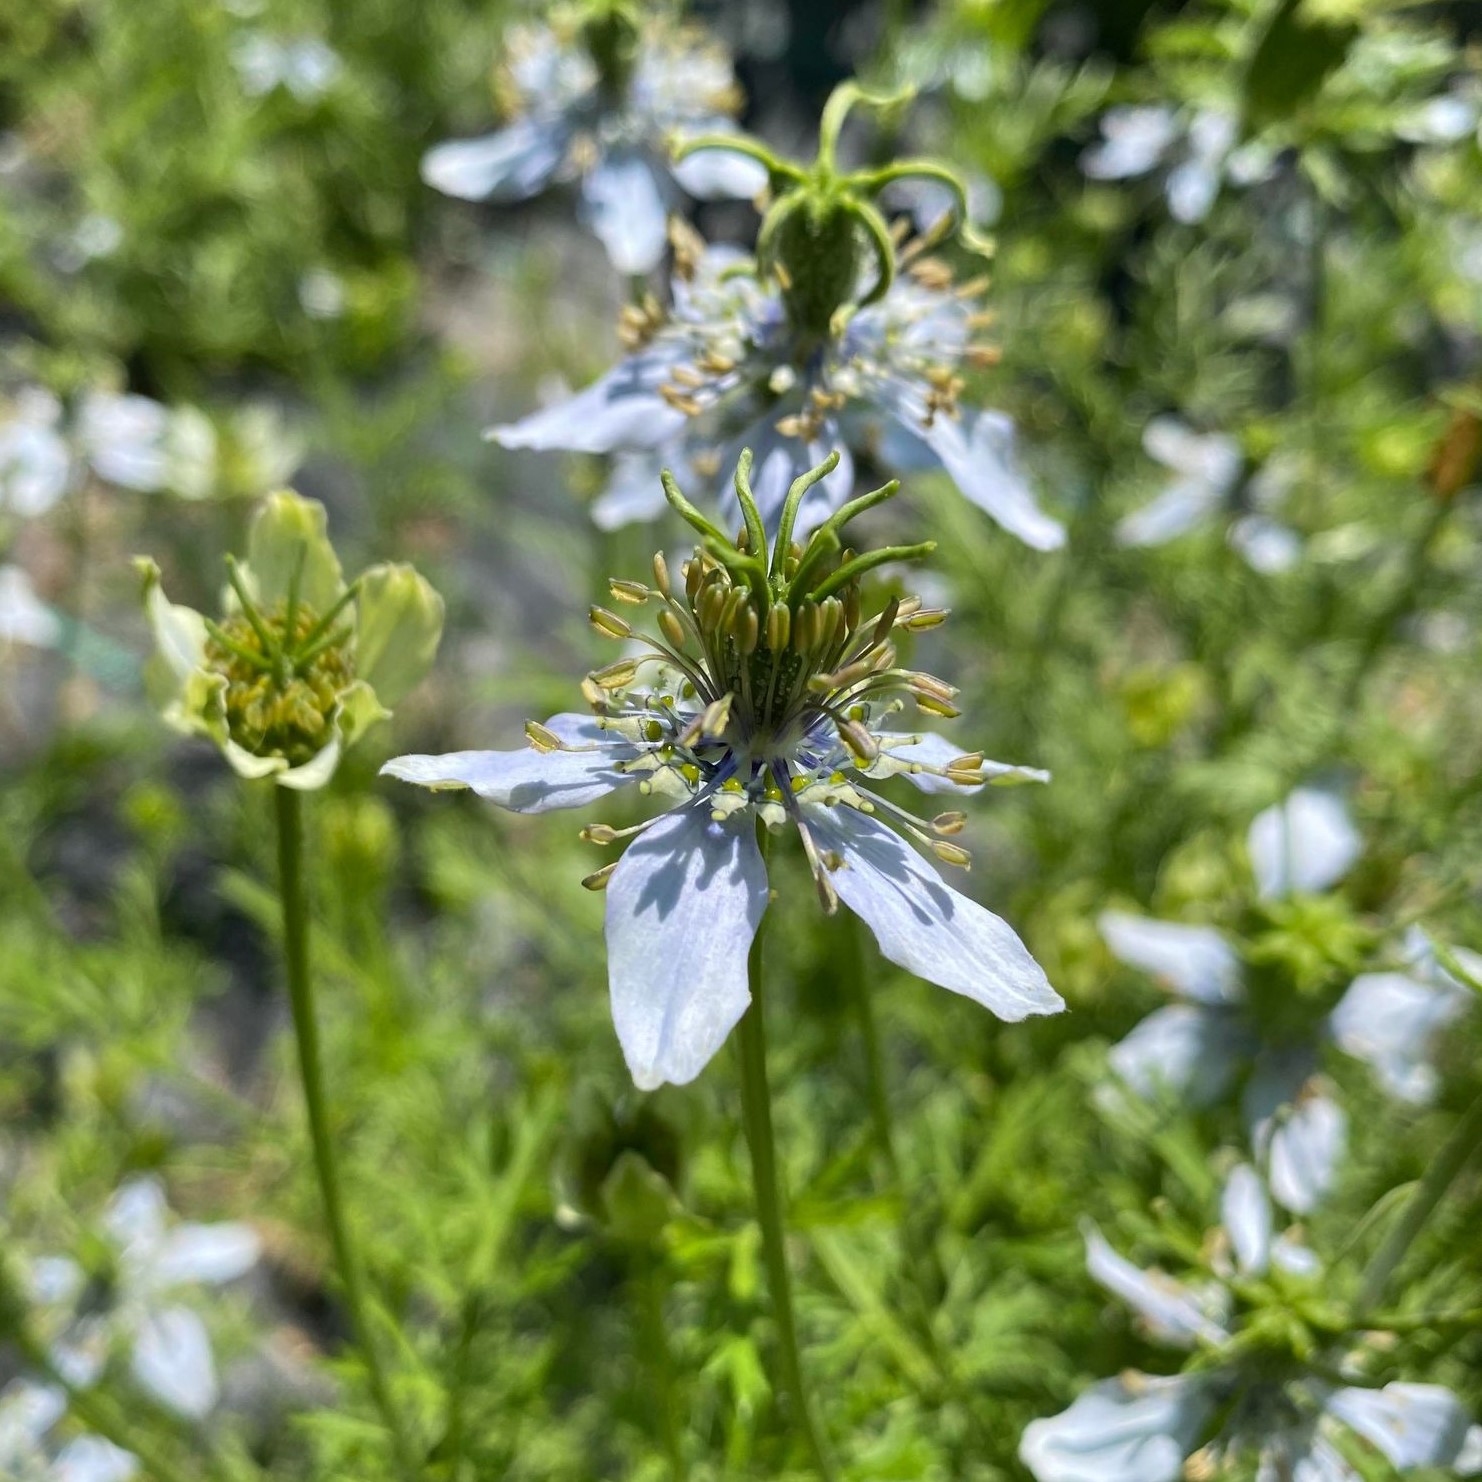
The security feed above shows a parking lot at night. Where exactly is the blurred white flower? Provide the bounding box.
[1022,1168,1480,1482]
[76,392,217,499]
[0,388,71,519]
[0,565,63,649]
[0,1379,138,1482]
[231,34,342,102]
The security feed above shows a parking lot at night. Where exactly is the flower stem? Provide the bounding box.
[736,831,836,1479]
[273,786,419,1480]
[1356,1087,1482,1315]
[633,1254,687,1480]
[842,917,898,1177]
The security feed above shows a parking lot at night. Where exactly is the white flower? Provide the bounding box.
[421,9,763,273]
[384,454,1061,1089]
[231,34,342,102]
[1099,786,1367,1213]
[0,1378,138,1482]
[0,388,71,518]
[1022,1169,1478,1482]
[25,1176,260,1424]
[75,393,217,500]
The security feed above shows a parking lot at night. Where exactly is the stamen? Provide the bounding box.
[590,606,633,639]
[581,862,619,892]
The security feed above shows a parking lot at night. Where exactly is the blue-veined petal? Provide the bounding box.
[1098,912,1243,1005]
[1020,1373,1213,1482]
[580,149,671,274]
[382,723,638,813]
[1083,1222,1229,1347]
[491,350,690,454]
[1221,1163,1271,1278]
[1108,1003,1249,1104]
[1325,1383,1474,1470]
[1248,786,1361,899]
[421,117,567,202]
[130,1307,218,1419]
[604,807,768,1090]
[804,805,1062,1021]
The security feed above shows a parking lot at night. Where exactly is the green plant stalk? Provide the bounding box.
[634,1253,687,1480]
[735,828,836,1479]
[274,787,419,1481]
[842,917,898,1176]
[1356,1088,1482,1316]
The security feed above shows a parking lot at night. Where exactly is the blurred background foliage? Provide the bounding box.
[2,0,1481,1478]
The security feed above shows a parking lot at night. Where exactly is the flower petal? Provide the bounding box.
[1098,912,1243,1005]
[592,450,671,529]
[1248,786,1361,900]
[1115,479,1222,548]
[129,1306,218,1419]
[868,731,1049,794]
[244,489,344,613]
[805,805,1062,1022]
[1142,419,1241,486]
[490,351,690,455]
[1230,516,1301,574]
[1328,969,1468,1104]
[1080,106,1180,180]
[579,149,670,274]
[605,807,768,1090]
[420,118,567,202]
[77,392,171,492]
[1019,1373,1213,1482]
[103,1177,169,1256]
[0,1377,67,1451]
[1244,1054,1346,1214]
[149,1223,261,1288]
[1221,1163,1271,1277]
[273,732,344,792]
[0,564,63,648]
[1108,1003,1248,1105]
[1083,1222,1228,1346]
[0,398,71,518]
[1325,1383,1474,1470]
[381,727,636,813]
[137,560,207,681]
[354,563,445,707]
[670,135,768,199]
[53,1435,140,1482]
[910,408,1066,551]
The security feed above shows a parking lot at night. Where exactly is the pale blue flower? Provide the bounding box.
[421,11,764,273]
[1115,419,1301,574]
[25,1177,261,1422]
[1021,1167,1481,1482]
[1099,786,1366,1213]
[0,1379,138,1482]
[384,455,1061,1089]
[495,236,1064,548]
[230,34,342,102]
[1081,105,1277,224]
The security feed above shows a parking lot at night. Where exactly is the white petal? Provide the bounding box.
[53,1436,140,1482]
[670,137,768,199]
[1292,1436,1362,1482]
[0,565,63,648]
[27,1255,85,1307]
[1142,418,1241,486]
[605,807,768,1090]
[1248,786,1361,899]
[1166,159,1220,224]
[591,450,670,529]
[150,1223,261,1288]
[805,805,1062,1022]
[381,728,636,814]
[1230,516,1302,574]
[867,731,1049,794]
[1221,1163,1271,1276]
[1325,1383,1474,1470]
[579,150,670,274]
[1328,969,1468,1104]
[1097,912,1242,1005]
[0,1378,67,1452]
[1081,106,1181,180]
[0,410,71,517]
[1115,479,1221,548]
[77,392,171,492]
[103,1177,168,1256]
[1083,1223,1227,1347]
[1245,1059,1346,1214]
[1108,1004,1248,1105]
[130,1307,218,1419]
[912,408,1066,551]
[1020,1373,1213,1482]
[490,351,690,455]
[420,118,566,202]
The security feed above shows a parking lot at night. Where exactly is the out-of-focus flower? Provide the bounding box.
[421,2,764,273]
[231,34,342,102]
[0,1378,138,1482]
[1116,419,1301,574]
[138,489,444,790]
[0,388,71,520]
[384,454,1061,1089]
[1081,104,1277,224]
[26,1176,260,1422]
[1099,786,1371,1212]
[1021,1167,1481,1482]
[76,393,217,501]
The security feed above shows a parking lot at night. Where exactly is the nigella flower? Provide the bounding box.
[1098,786,1372,1213]
[231,33,342,103]
[1080,104,1276,224]
[383,453,1062,1089]
[1020,1166,1481,1482]
[23,1176,261,1423]
[494,84,1065,549]
[138,489,444,790]
[1115,419,1301,575]
[1,386,70,650]
[0,1379,137,1482]
[421,1,765,274]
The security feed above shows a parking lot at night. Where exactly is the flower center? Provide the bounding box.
[205,604,354,765]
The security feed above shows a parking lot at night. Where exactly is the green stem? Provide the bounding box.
[1356,1088,1482,1315]
[634,1255,686,1480]
[735,828,836,1479]
[274,787,419,1481]
[842,918,898,1177]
